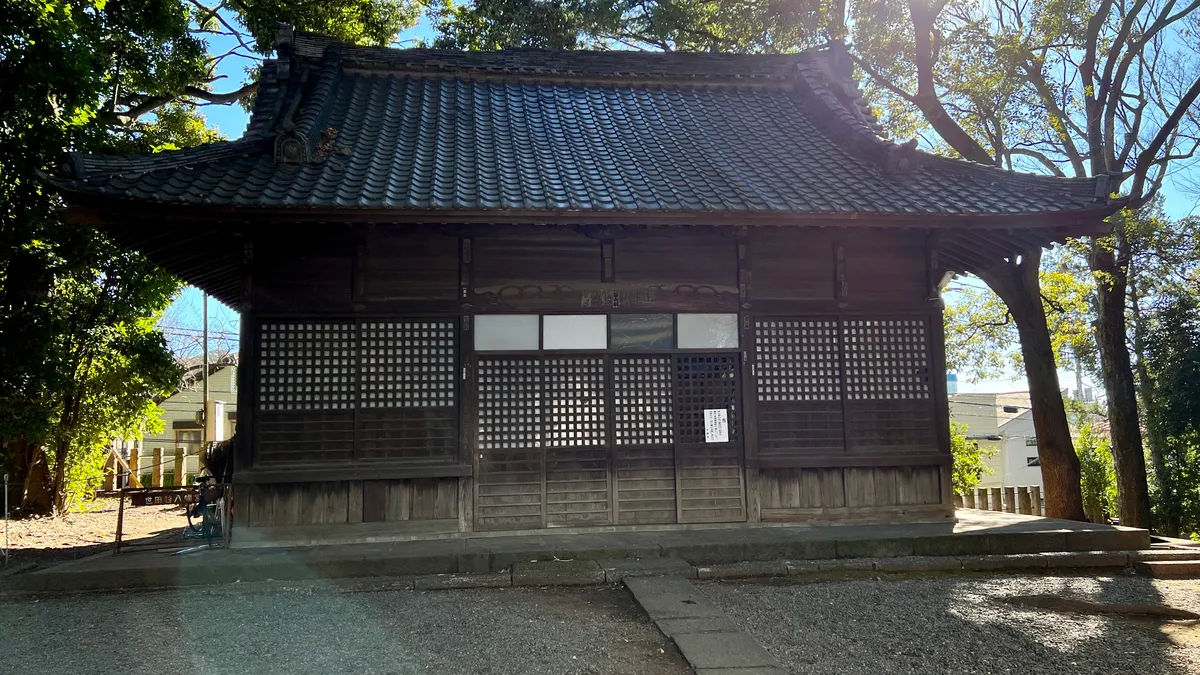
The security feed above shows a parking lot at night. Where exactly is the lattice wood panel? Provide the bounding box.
[357,320,457,461]
[674,354,744,523]
[476,358,544,530]
[754,319,841,402]
[544,358,610,526]
[753,318,846,459]
[613,357,673,446]
[613,356,676,524]
[843,319,931,400]
[360,320,456,408]
[843,318,936,454]
[258,322,356,411]
[674,355,741,444]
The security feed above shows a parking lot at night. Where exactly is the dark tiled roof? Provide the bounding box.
[59,32,1108,218]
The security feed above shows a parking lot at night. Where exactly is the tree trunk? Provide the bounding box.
[1089,242,1152,529]
[1129,271,1176,535]
[52,437,69,515]
[978,251,1086,521]
[21,446,52,517]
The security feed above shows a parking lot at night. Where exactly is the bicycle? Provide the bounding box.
[184,475,226,548]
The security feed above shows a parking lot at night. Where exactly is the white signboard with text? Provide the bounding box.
[703,408,729,443]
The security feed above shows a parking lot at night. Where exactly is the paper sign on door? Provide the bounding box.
[703,408,729,443]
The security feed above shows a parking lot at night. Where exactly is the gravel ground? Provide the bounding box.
[0,581,687,675]
[701,573,1200,675]
[3,498,182,568]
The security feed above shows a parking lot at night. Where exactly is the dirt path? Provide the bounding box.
[2,498,183,569]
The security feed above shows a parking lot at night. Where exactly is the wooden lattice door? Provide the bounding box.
[672,354,746,523]
[544,357,611,526]
[613,356,676,524]
[475,357,544,530]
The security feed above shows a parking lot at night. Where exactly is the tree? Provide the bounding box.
[950,422,995,495]
[849,0,1200,528]
[1,1,426,514]
[427,0,834,51]
[1140,290,1200,537]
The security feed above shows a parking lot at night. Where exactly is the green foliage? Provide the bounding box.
[236,0,425,52]
[1074,423,1117,523]
[429,0,834,52]
[943,250,1096,382]
[950,422,994,494]
[1142,292,1200,537]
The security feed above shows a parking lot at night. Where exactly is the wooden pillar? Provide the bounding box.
[102,451,115,491]
[152,447,163,487]
[953,493,963,508]
[1017,486,1033,515]
[1003,486,1017,513]
[964,490,976,509]
[975,487,988,510]
[129,447,140,486]
[1030,486,1043,516]
[173,448,185,486]
[989,487,1003,512]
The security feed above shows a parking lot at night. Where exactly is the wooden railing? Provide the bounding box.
[954,486,1044,517]
[101,447,200,492]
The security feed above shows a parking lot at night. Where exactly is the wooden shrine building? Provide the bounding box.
[54,29,1118,539]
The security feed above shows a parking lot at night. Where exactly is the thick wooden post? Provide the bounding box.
[1031,486,1043,516]
[173,448,185,486]
[102,451,115,491]
[1017,486,1033,515]
[152,447,163,487]
[964,490,976,509]
[953,494,964,508]
[1003,486,1017,513]
[976,487,988,510]
[129,447,140,487]
[989,487,1003,512]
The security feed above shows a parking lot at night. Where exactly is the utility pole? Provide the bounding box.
[202,292,209,448]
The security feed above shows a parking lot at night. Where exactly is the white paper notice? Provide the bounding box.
[703,408,729,443]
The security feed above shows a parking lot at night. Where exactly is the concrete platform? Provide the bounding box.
[1,511,1149,593]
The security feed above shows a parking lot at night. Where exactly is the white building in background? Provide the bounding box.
[949,392,1044,489]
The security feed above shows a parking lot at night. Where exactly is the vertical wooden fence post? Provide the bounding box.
[964,490,976,509]
[976,487,988,510]
[102,451,115,492]
[152,447,163,488]
[1017,486,1032,515]
[1030,486,1043,516]
[1003,486,1017,513]
[989,487,1003,512]
[953,494,964,508]
[173,448,185,486]
[129,447,140,487]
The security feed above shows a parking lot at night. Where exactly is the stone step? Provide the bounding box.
[1134,560,1200,578]
[1130,549,1200,562]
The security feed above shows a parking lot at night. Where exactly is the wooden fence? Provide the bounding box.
[954,486,1044,517]
[101,447,201,492]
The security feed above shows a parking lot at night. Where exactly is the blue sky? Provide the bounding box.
[176,15,1198,394]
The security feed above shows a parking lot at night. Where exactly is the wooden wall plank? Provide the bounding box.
[747,229,836,300]
[363,480,387,523]
[615,232,737,287]
[360,228,459,301]
[386,480,413,521]
[348,480,364,524]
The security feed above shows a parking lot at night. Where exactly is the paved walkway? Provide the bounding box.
[1,511,1150,593]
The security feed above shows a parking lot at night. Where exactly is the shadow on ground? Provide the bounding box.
[700,572,1197,675]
